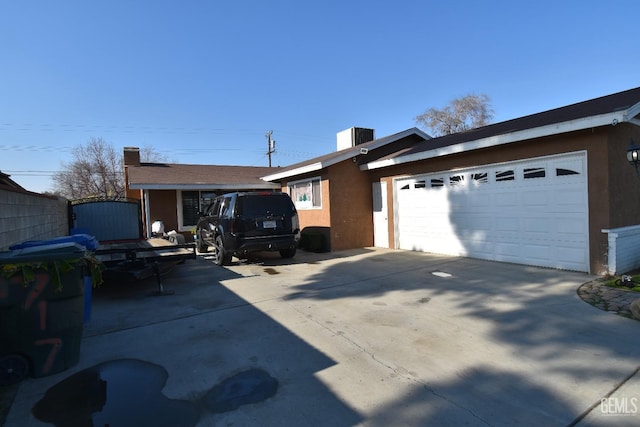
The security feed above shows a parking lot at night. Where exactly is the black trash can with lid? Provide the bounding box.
[0,239,89,385]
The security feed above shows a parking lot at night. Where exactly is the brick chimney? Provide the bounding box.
[123,147,140,166]
[123,147,141,200]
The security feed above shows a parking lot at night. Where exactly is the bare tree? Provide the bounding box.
[415,93,494,136]
[140,144,169,163]
[53,137,124,200]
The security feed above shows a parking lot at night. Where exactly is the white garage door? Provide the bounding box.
[395,152,589,271]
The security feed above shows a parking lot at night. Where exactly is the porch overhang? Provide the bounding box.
[129,182,281,191]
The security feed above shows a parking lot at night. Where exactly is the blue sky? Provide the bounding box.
[2,0,639,193]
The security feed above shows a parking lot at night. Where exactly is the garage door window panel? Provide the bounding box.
[472,172,488,184]
[524,167,546,179]
[556,168,580,176]
[496,170,515,182]
[414,180,427,189]
[431,178,444,188]
[449,174,465,187]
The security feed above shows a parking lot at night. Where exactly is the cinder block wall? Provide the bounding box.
[0,189,69,251]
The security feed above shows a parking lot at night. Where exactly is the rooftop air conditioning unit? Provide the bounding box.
[337,127,375,151]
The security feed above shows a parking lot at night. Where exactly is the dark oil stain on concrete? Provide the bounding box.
[32,359,198,427]
[202,368,278,413]
[263,267,280,275]
[418,297,431,304]
[31,360,279,426]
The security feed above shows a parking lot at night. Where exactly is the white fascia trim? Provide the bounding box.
[262,128,432,181]
[261,162,324,181]
[262,151,365,181]
[129,182,281,190]
[624,101,640,123]
[363,111,629,171]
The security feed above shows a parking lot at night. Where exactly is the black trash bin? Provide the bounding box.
[0,240,90,385]
[10,234,99,324]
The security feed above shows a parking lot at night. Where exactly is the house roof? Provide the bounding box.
[0,170,61,199]
[261,127,431,181]
[127,163,281,190]
[364,86,640,170]
[0,170,27,192]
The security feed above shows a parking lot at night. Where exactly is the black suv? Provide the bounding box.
[196,191,300,265]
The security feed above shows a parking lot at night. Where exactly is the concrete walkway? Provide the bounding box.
[5,248,640,426]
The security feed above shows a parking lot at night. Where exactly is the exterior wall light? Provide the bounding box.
[627,139,640,174]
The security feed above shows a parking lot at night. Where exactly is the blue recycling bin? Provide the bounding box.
[10,234,99,252]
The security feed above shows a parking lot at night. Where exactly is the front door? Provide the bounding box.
[372,182,389,248]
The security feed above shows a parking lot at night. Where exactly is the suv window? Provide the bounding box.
[206,199,219,216]
[238,195,294,216]
[219,197,233,218]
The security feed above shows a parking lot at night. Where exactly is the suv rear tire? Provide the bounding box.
[197,231,208,253]
[279,247,296,259]
[214,235,232,266]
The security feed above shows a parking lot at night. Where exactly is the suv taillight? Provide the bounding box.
[229,218,238,234]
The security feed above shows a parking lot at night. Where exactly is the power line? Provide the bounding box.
[0,122,332,142]
[3,171,59,177]
[0,123,333,151]
[0,144,74,152]
[0,122,258,135]
[0,144,322,159]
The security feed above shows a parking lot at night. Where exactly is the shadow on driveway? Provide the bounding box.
[7,255,363,426]
[280,249,640,425]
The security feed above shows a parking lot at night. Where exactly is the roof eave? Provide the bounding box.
[362,110,632,171]
[129,182,281,190]
[624,101,640,123]
[262,128,432,181]
[261,161,325,181]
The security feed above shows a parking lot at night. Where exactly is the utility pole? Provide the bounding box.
[266,130,276,167]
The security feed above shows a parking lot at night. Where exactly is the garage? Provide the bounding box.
[394,152,589,271]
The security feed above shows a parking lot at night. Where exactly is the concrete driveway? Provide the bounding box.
[5,248,640,426]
